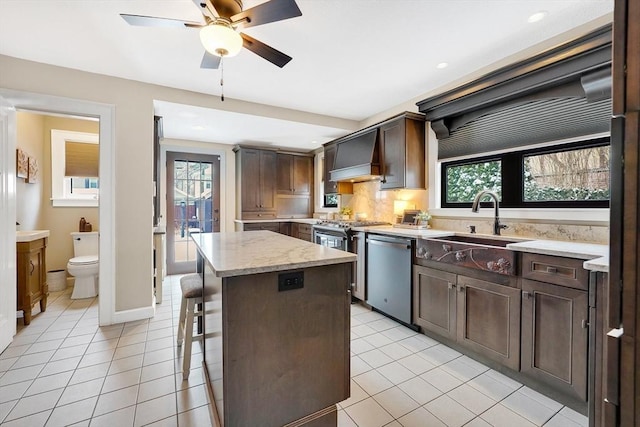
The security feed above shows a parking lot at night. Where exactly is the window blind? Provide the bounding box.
[65,141,99,177]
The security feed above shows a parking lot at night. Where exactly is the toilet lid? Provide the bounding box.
[69,255,98,265]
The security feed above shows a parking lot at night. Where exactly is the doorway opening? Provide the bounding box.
[166,151,221,274]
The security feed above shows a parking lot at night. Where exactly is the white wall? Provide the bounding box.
[0,54,353,316]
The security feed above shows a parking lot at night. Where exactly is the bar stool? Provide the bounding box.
[177,273,212,380]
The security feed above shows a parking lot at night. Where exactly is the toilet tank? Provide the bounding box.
[71,231,99,256]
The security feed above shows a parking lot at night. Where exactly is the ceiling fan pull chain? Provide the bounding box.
[220,55,225,102]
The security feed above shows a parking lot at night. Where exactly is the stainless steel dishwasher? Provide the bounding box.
[366,234,414,325]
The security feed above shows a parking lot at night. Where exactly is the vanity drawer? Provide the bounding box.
[521,253,589,290]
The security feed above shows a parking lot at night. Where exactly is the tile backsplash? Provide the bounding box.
[340,181,609,244]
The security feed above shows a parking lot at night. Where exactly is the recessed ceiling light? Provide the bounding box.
[192,125,205,130]
[436,62,448,69]
[528,11,548,23]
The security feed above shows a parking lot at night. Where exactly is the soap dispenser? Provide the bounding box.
[79,217,86,232]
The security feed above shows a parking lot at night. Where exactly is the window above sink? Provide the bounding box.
[441,136,610,210]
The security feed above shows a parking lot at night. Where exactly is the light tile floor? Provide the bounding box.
[0,275,589,427]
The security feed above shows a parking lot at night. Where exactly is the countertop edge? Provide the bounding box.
[213,256,357,278]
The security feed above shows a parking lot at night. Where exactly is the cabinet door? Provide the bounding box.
[323,144,338,194]
[521,278,588,401]
[413,266,457,341]
[380,119,406,190]
[352,232,366,301]
[276,154,293,194]
[259,150,277,210]
[457,275,521,370]
[241,149,261,212]
[293,156,312,195]
[27,249,43,301]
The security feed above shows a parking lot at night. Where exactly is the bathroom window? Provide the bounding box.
[51,129,99,207]
[441,137,610,208]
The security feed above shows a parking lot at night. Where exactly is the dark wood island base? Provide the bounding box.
[192,231,355,427]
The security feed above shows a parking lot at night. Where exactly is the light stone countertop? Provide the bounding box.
[234,218,318,225]
[350,226,455,239]
[353,226,609,272]
[583,255,609,273]
[16,230,50,242]
[506,239,608,260]
[191,231,356,278]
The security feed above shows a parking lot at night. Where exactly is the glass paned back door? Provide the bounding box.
[166,152,221,274]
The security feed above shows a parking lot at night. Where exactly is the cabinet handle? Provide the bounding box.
[29,260,35,276]
[581,319,589,329]
[522,290,531,299]
[458,285,465,292]
[546,266,558,273]
[447,282,454,290]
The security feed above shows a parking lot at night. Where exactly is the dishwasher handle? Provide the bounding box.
[367,238,412,250]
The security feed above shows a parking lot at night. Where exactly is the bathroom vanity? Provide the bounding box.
[16,230,49,325]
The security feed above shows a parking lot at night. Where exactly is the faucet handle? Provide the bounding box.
[499,223,508,230]
[468,225,476,234]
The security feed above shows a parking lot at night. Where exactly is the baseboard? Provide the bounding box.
[111,304,156,325]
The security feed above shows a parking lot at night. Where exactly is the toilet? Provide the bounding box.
[67,231,99,299]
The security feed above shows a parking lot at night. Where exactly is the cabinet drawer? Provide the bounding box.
[521,253,588,290]
[242,212,277,220]
[298,224,312,234]
[243,222,280,232]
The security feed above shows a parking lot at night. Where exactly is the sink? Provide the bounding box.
[437,234,523,248]
[415,234,525,275]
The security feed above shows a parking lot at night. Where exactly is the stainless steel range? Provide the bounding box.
[312,220,390,251]
[313,219,390,303]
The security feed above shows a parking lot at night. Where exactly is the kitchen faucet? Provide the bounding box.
[471,190,507,235]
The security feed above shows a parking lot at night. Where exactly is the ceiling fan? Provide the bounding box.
[120,0,302,69]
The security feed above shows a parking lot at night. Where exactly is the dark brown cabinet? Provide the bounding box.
[352,231,366,301]
[235,147,277,219]
[379,113,426,190]
[296,223,312,242]
[414,266,457,341]
[457,275,521,371]
[277,154,312,195]
[17,237,48,325]
[521,278,589,401]
[322,142,352,195]
[413,265,520,369]
[243,222,280,233]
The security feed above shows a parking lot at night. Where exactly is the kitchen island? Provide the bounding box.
[191,231,356,427]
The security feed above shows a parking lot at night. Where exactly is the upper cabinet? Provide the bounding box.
[323,142,353,195]
[379,112,426,190]
[277,153,312,195]
[236,147,314,219]
[235,147,277,219]
[322,111,425,192]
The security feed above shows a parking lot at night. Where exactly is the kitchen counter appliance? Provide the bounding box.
[312,219,390,252]
[366,234,416,328]
[313,220,390,302]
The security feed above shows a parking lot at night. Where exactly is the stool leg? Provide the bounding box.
[183,298,195,380]
[177,295,187,346]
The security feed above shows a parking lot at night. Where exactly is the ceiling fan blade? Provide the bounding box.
[232,0,302,29]
[240,33,292,68]
[200,52,221,69]
[120,14,202,28]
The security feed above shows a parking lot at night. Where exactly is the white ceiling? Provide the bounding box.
[0,0,614,151]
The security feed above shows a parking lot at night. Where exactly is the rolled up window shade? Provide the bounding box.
[65,141,99,177]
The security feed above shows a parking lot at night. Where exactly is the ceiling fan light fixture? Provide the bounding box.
[200,21,243,57]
